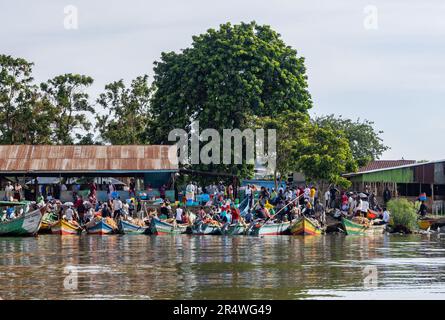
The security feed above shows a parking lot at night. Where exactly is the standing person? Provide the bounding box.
[65,205,74,222]
[382,207,391,225]
[5,182,13,201]
[128,200,135,217]
[129,178,136,197]
[324,189,331,209]
[113,197,123,219]
[13,183,22,201]
[107,182,115,201]
[310,186,316,205]
[418,201,428,217]
[383,187,392,204]
[304,186,311,202]
[186,181,196,202]
[89,181,97,204]
[175,205,184,224]
[329,186,338,209]
[159,184,166,200]
[227,184,234,200]
[245,185,253,209]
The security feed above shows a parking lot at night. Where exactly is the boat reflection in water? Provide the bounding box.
[0,234,445,299]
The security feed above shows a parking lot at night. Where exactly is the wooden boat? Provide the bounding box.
[39,212,59,234]
[119,219,150,235]
[86,218,115,235]
[150,218,188,235]
[0,205,45,237]
[222,222,247,235]
[249,221,291,236]
[51,219,82,235]
[418,218,437,230]
[290,216,323,236]
[342,218,369,235]
[191,221,222,235]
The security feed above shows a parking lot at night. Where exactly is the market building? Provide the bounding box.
[344,160,445,214]
[0,145,179,202]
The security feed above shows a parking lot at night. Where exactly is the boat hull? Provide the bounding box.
[291,217,322,236]
[86,219,115,235]
[342,218,368,235]
[250,221,291,236]
[151,218,188,235]
[119,220,149,235]
[191,222,222,235]
[51,220,82,235]
[223,223,246,235]
[0,207,44,237]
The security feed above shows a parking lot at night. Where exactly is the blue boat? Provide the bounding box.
[118,219,150,235]
[86,218,115,235]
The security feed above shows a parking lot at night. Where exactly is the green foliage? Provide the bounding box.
[387,198,418,231]
[40,73,94,144]
[96,75,152,144]
[314,115,389,168]
[250,112,357,188]
[148,21,312,178]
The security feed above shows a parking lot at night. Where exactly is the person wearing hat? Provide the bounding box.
[4,181,13,202]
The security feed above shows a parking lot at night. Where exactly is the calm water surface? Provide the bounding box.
[1,234,445,300]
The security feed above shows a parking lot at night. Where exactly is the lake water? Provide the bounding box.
[0,234,445,300]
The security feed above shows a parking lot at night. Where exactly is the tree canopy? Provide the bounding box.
[314,115,389,168]
[96,75,152,144]
[147,21,313,178]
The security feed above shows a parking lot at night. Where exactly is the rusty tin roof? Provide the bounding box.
[0,145,178,173]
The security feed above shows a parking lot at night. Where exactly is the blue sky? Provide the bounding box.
[1,0,444,160]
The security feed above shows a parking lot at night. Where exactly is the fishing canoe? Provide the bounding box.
[51,219,82,235]
[119,219,150,235]
[249,221,291,236]
[39,212,59,234]
[290,216,323,236]
[0,206,45,237]
[222,223,247,235]
[342,218,369,235]
[86,219,115,235]
[418,218,437,230]
[150,218,188,235]
[191,221,222,235]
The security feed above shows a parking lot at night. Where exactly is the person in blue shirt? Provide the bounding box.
[6,207,15,219]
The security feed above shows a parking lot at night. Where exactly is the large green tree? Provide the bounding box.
[148,21,312,178]
[0,54,56,144]
[40,74,94,144]
[314,115,389,168]
[251,112,357,189]
[96,75,152,144]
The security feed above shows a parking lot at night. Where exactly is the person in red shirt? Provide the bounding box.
[231,206,240,224]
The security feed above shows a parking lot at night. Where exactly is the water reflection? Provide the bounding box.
[0,234,445,299]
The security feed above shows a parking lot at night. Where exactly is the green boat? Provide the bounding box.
[341,218,368,235]
[0,202,45,236]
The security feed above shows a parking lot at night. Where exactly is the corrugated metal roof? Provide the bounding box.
[345,159,445,177]
[358,160,416,173]
[0,145,178,173]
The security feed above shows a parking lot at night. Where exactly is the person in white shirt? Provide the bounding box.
[113,197,123,218]
[304,186,311,201]
[65,207,74,221]
[382,208,390,224]
[4,182,13,201]
[324,190,331,208]
[176,206,183,223]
